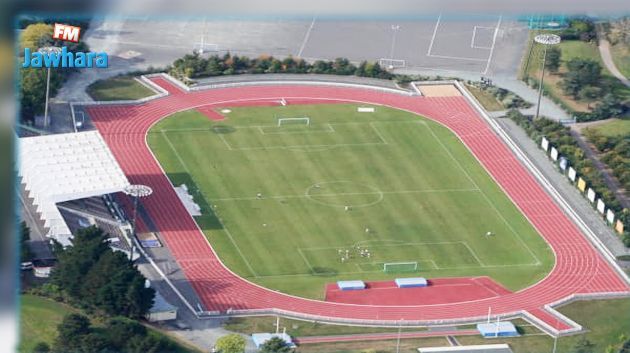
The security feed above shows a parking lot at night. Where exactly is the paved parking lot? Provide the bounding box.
[85,15,529,77]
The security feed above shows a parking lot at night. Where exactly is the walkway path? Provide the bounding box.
[598,38,630,88]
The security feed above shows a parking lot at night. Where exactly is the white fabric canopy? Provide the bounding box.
[18,131,129,246]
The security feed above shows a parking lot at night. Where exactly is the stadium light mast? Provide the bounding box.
[533,34,561,120]
[38,46,61,128]
[123,184,153,261]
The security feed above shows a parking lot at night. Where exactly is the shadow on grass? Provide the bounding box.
[212,125,236,134]
[168,172,223,231]
[312,267,339,277]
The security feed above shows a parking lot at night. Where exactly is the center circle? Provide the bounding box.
[305,181,384,208]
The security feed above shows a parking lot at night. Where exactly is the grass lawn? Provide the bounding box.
[465,85,505,111]
[86,76,155,101]
[224,316,426,337]
[584,118,630,137]
[148,103,553,299]
[19,295,77,352]
[521,32,630,113]
[19,295,201,353]
[610,43,630,78]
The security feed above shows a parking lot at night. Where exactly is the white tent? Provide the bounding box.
[18,131,130,246]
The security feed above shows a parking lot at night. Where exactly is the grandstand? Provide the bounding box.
[18,131,133,250]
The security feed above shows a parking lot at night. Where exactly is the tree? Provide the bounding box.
[32,342,50,353]
[578,86,602,109]
[52,226,154,318]
[20,23,53,51]
[215,334,246,353]
[104,317,147,350]
[593,93,624,118]
[51,226,110,296]
[259,337,291,353]
[53,314,92,352]
[560,59,602,98]
[545,47,562,73]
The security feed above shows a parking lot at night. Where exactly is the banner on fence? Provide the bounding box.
[577,177,587,192]
[550,147,559,161]
[616,220,625,235]
[587,188,596,203]
[596,199,605,214]
[606,209,615,224]
[559,156,568,171]
[541,137,549,152]
[568,167,577,182]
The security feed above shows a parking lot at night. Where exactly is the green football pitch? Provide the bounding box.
[147,103,553,299]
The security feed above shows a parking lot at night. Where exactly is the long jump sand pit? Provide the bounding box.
[416,84,462,97]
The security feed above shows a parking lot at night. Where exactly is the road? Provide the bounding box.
[598,38,630,88]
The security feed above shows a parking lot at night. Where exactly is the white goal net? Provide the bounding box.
[383,262,418,273]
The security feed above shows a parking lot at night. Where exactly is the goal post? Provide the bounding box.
[277,117,310,127]
[383,262,418,273]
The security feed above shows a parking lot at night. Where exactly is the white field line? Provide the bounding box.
[226,141,387,151]
[462,241,485,267]
[426,53,489,62]
[257,124,336,135]
[298,16,316,58]
[161,131,258,277]
[359,259,440,270]
[471,26,496,49]
[250,260,542,280]
[427,13,442,55]
[423,123,542,265]
[211,187,480,202]
[369,122,389,144]
[218,133,234,151]
[483,15,503,75]
[158,120,424,133]
[297,247,316,273]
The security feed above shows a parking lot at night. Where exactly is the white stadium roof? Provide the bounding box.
[18,131,129,246]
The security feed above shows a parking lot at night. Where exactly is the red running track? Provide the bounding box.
[325,277,512,306]
[86,78,629,332]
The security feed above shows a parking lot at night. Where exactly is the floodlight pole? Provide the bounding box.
[123,184,153,262]
[38,47,61,128]
[533,34,561,120]
[390,25,400,60]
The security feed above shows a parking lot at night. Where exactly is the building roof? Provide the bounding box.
[18,131,129,246]
[251,333,295,348]
[150,291,177,314]
[477,321,518,335]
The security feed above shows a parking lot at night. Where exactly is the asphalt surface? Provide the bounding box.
[55,15,530,103]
